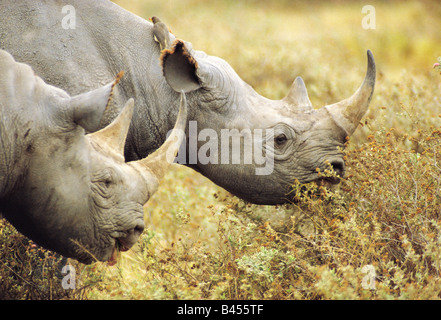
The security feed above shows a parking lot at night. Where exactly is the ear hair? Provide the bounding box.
[99,71,124,128]
[160,40,198,69]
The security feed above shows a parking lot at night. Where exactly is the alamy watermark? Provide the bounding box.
[61,264,76,290]
[167,121,275,176]
[61,5,76,30]
[62,4,376,31]
[362,5,376,30]
[361,264,376,290]
[60,263,378,290]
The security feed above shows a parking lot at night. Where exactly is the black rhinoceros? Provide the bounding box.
[0,49,187,264]
[0,0,375,205]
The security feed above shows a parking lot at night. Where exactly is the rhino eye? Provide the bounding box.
[104,177,113,187]
[275,134,288,145]
[92,168,115,188]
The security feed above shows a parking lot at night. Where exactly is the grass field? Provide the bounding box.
[1,0,441,300]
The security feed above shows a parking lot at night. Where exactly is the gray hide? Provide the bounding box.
[0,48,187,264]
[0,0,375,204]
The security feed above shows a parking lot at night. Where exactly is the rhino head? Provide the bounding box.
[0,50,187,264]
[160,40,375,204]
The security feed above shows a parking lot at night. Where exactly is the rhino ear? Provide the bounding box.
[160,40,201,93]
[71,71,124,132]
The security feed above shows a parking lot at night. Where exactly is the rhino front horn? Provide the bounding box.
[325,50,376,135]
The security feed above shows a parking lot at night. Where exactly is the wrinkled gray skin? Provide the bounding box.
[0,0,375,204]
[0,49,187,264]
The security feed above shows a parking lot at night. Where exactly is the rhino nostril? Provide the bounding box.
[134,223,144,235]
[330,159,345,177]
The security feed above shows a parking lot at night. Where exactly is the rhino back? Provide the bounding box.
[0,0,177,159]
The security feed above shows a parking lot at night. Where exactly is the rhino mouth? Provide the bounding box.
[319,175,342,185]
[106,219,145,265]
[107,238,131,266]
[311,159,346,185]
[301,171,343,186]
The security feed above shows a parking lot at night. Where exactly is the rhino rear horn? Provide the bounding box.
[325,50,376,135]
[87,98,135,162]
[283,76,313,112]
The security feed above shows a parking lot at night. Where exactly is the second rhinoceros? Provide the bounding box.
[0,0,375,204]
[0,49,187,264]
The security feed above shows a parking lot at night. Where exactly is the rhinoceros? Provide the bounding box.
[0,48,187,264]
[0,0,375,205]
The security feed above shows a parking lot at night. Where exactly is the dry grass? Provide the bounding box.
[1,0,441,299]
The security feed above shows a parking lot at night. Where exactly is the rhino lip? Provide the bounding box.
[320,176,342,185]
[107,220,144,265]
[301,173,342,186]
[107,239,130,266]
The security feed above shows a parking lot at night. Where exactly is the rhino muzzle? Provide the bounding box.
[108,221,144,266]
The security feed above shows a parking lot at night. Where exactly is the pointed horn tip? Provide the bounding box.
[293,76,305,86]
[367,50,375,68]
[366,50,376,83]
[124,98,135,112]
[109,97,135,127]
[177,90,188,121]
[131,92,187,179]
[367,49,373,61]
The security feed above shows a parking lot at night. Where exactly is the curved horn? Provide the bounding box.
[71,71,124,133]
[325,50,376,135]
[283,76,313,112]
[133,91,188,181]
[87,98,134,162]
